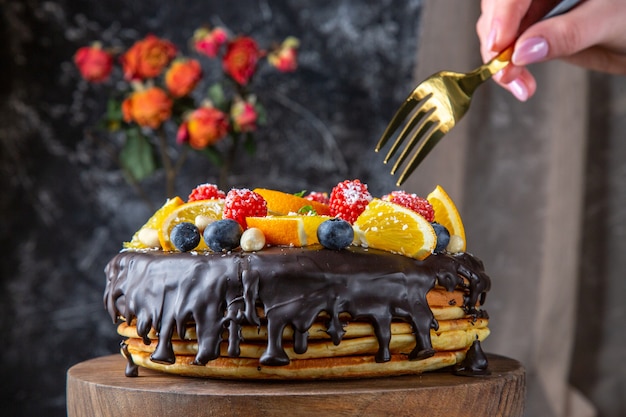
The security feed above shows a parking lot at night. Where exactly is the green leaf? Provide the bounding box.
[198,145,223,167]
[171,96,196,123]
[297,205,317,215]
[207,83,227,110]
[119,129,157,182]
[294,190,307,197]
[243,132,256,155]
[100,98,124,131]
[254,101,267,125]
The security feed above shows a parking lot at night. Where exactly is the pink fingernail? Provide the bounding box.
[513,37,548,66]
[487,20,500,51]
[508,79,529,102]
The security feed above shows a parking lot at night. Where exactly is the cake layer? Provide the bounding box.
[116,316,488,341]
[124,348,468,380]
[122,321,489,359]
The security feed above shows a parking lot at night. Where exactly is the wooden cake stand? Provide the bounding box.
[67,354,525,417]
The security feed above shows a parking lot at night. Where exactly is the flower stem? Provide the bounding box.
[157,127,176,197]
[218,133,239,190]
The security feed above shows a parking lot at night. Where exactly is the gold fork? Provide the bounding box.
[375,0,582,186]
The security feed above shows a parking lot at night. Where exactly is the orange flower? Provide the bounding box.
[222,37,262,86]
[165,58,202,98]
[193,27,228,58]
[177,106,229,149]
[268,37,299,72]
[74,43,114,82]
[121,34,177,81]
[230,98,257,133]
[122,86,173,129]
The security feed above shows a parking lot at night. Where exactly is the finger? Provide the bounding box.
[494,68,537,102]
[564,47,626,75]
[513,0,623,65]
[484,0,533,52]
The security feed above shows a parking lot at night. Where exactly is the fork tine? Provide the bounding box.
[382,100,433,164]
[375,91,432,152]
[389,108,437,174]
[396,126,446,186]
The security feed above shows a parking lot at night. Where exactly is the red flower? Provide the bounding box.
[230,98,258,133]
[165,58,202,98]
[74,43,114,82]
[268,37,299,72]
[121,86,173,129]
[177,106,229,149]
[121,34,177,81]
[222,37,262,86]
[193,27,228,58]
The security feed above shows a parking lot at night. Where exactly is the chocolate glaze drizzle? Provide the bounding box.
[104,246,491,375]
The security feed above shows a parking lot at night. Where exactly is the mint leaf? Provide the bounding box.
[297,205,317,215]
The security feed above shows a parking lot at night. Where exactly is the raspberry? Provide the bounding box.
[305,191,330,205]
[188,183,226,202]
[329,179,372,224]
[223,188,267,229]
[382,190,434,222]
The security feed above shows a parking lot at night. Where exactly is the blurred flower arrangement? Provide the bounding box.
[74,26,299,201]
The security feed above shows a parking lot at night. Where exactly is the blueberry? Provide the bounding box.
[203,219,243,252]
[170,222,201,252]
[317,218,354,250]
[432,222,450,253]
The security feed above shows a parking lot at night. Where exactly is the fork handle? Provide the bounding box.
[541,0,583,20]
[491,0,583,65]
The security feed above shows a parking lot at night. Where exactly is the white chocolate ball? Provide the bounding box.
[194,215,215,232]
[138,228,161,248]
[446,234,465,253]
[240,228,266,251]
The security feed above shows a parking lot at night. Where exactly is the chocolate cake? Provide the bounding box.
[103,180,491,379]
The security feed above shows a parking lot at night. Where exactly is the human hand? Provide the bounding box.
[477,0,626,101]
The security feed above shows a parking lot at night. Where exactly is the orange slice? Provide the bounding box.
[253,188,331,216]
[426,185,466,251]
[158,199,224,251]
[124,197,185,249]
[353,199,436,260]
[246,215,332,246]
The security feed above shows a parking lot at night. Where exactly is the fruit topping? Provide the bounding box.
[426,185,466,251]
[305,191,330,205]
[253,188,331,216]
[329,179,372,224]
[203,219,243,252]
[353,198,436,260]
[446,234,465,254]
[124,196,184,249]
[223,188,268,229]
[317,218,354,250]
[123,180,469,259]
[240,227,266,251]
[158,199,224,251]
[431,222,450,254]
[245,215,332,246]
[137,228,161,248]
[188,183,226,202]
[170,222,201,252]
[382,190,435,222]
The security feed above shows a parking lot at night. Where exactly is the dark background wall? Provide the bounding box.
[0,1,422,415]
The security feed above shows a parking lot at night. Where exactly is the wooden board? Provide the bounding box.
[67,354,525,417]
